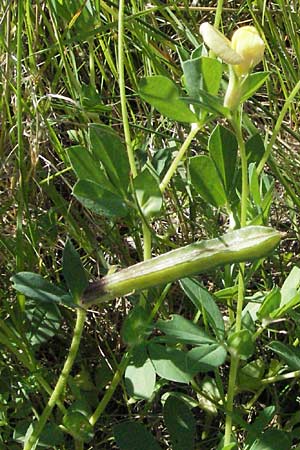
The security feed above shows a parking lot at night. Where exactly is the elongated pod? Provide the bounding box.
[81,226,281,307]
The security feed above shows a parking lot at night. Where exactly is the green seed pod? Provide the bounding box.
[81,226,281,307]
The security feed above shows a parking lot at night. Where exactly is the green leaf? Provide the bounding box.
[25,300,62,346]
[63,239,88,301]
[73,179,128,217]
[89,124,130,192]
[190,155,227,207]
[271,266,300,318]
[187,344,227,373]
[14,422,64,447]
[133,168,162,218]
[237,359,265,392]
[221,445,237,450]
[184,90,230,118]
[121,305,152,346]
[249,429,291,450]
[67,145,107,185]
[11,272,71,305]
[280,266,300,305]
[63,411,94,443]
[163,396,196,450]
[228,329,254,360]
[114,422,162,450]
[257,287,281,320]
[249,162,261,207]
[139,76,198,123]
[268,341,300,370]
[180,278,225,340]
[149,343,193,383]
[156,314,215,345]
[240,72,269,104]
[246,134,265,165]
[245,406,276,448]
[182,56,222,98]
[125,345,156,400]
[208,124,238,197]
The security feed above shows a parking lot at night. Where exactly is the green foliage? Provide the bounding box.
[3,1,300,449]
[163,396,196,450]
[138,76,198,123]
[114,422,162,450]
[63,239,88,301]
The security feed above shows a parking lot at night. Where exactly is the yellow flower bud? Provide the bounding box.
[199,22,243,65]
[231,26,265,77]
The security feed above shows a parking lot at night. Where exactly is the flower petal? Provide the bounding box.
[199,22,243,65]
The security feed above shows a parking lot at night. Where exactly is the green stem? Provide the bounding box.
[89,352,131,426]
[24,308,87,450]
[159,124,200,194]
[214,0,224,29]
[261,369,300,384]
[224,112,249,446]
[142,221,152,261]
[118,0,137,178]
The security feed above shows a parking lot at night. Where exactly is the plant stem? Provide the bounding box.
[214,0,224,29]
[159,124,200,194]
[89,352,131,426]
[142,221,152,261]
[224,111,249,446]
[118,0,137,178]
[24,308,86,450]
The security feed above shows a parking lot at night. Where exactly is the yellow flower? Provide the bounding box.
[231,26,265,76]
[199,23,265,77]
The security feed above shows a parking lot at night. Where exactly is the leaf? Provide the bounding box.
[249,162,261,207]
[11,272,70,305]
[246,134,265,165]
[208,124,238,196]
[139,76,198,123]
[257,287,281,320]
[184,90,230,118]
[67,145,106,185]
[133,168,162,218]
[73,179,128,217]
[121,306,152,347]
[63,411,94,443]
[237,359,265,392]
[271,266,300,318]
[114,422,162,450]
[187,344,227,373]
[25,300,62,346]
[280,266,300,306]
[190,155,227,207]
[228,329,254,360]
[240,72,269,104]
[156,314,215,345]
[63,239,88,301]
[180,278,225,340]
[249,429,291,450]
[245,406,276,448]
[14,422,64,447]
[89,124,130,192]
[148,343,193,383]
[182,56,222,98]
[125,344,156,400]
[163,396,196,450]
[268,341,300,370]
